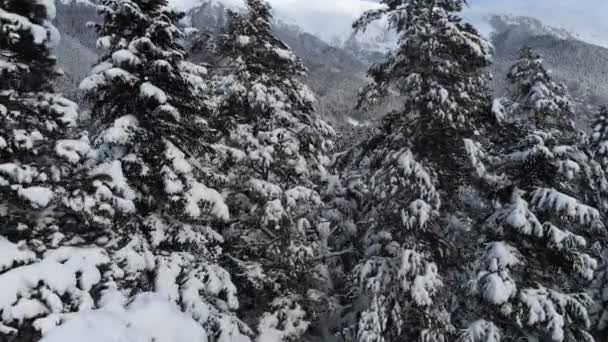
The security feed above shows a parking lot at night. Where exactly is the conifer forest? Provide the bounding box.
[3,0,608,341]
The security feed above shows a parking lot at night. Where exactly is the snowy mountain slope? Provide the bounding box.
[488,15,608,129]
[186,0,231,33]
[51,1,608,129]
[53,0,371,126]
[330,17,396,64]
[184,0,363,69]
[273,24,363,71]
[489,15,577,41]
[182,1,370,125]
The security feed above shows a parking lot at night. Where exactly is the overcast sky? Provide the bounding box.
[467,0,608,46]
[168,0,608,47]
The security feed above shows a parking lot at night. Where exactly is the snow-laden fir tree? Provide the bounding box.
[209,0,335,340]
[585,105,608,215]
[590,106,608,171]
[78,0,251,340]
[337,0,495,341]
[506,46,574,128]
[590,105,608,340]
[466,47,606,342]
[0,0,133,340]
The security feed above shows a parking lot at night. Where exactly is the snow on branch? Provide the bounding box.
[457,320,501,342]
[0,245,110,334]
[518,287,593,342]
[486,189,544,238]
[464,139,503,185]
[0,238,36,273]
[530,187,600,225]
[256,296,309,342]
[475,242,520,305]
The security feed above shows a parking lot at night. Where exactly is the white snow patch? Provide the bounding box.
[531,187,600,225]
[140,82,168,104]
[79,73,105,92]
[112,49,141,67]
[0,238,36,273]
[44,247,110,292]
[56,138,91,164]
[460,320,501,342]
[249,178,282,200]
[99,115,139,145]
[0,163,38,184]
[104,67,136,83]
[185,183,229,221]
[40,293,208,342]
[13,129,44,150]
[237,35,251,46]
[256,297,308,342]
[96,36,112,50]
[273,47,296,61]
[18,186,54,208]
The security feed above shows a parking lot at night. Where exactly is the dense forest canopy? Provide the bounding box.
[2,0,608,342]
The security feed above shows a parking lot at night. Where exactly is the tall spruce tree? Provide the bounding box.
[590,106,608,171]
[585,105,608,216]
[338,0,495,341]
[589,105,608,340]
[0,0,130,340]
[79,0,250,340]
[466,47,605,342]
[209,0,335,340]
[506,46,574,129]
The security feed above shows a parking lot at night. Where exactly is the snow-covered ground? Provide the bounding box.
[40,293,209,342]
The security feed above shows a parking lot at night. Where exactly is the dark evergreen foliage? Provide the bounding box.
[210,0,335,339]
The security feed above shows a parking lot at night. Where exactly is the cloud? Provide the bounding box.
[270,0,381,41]
[168,0,379,41]
[270,0,379,17]
[169,0,378,15]
[464,0,608,47]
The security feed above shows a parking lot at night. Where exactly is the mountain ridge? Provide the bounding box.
[488,14,608,129]
[51,2,608,129]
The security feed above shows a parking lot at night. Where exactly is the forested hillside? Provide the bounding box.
[51,0,385,126]
[489,15,608,129]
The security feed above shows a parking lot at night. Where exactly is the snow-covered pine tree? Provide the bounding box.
[467,47,605,342]
[590,106,608,171]
[584,105,608,216]
[0,0,131,340]
[505,49,608,214]
[209,0,335,340]
[592,252,608,340]
[589,105,608,340]
[78,0,250,340]
[338,0,495,341]
[506,46,574,128]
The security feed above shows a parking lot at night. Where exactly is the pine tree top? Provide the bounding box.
[507,46,574,128]
[591,105,608,152]
[77,0,239,229]
[94,0,185,53]
[81,0,213,146]
[211,0,332,154]
[0,0,61,92]
[354,0,493,133]
[218,0,309,103]
[507,47,551,92]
